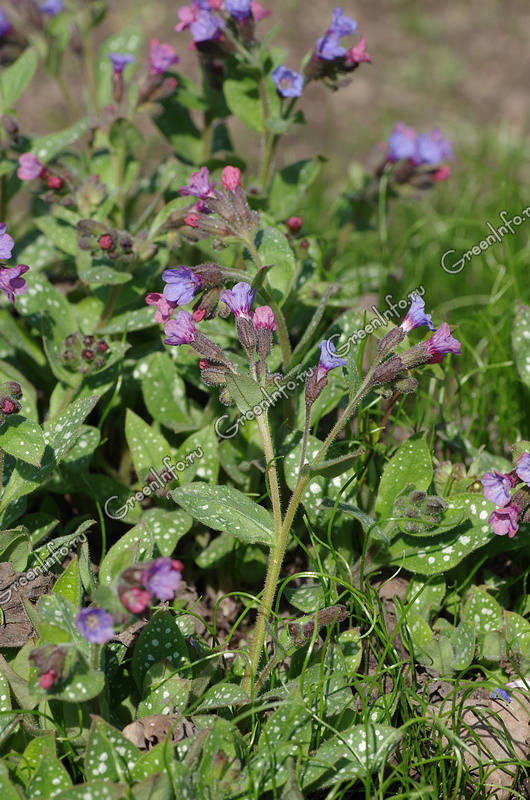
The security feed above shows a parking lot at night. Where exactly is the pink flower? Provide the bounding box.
[251,0,270,20]
[150,39,180,74]
[39,669,57,690]
[253,305,276,330]
[0,264,29,304]
[345,36,371,65]
[516,452,530,483]
[488,504,520,538]
[145,292,177,324]
[17,153,45,181]
[119,586,152,614]
[432,165,452,182]
[221,166,241,191]
[287,216,302,233]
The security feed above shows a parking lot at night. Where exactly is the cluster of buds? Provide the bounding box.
[0,380,22,423]
[17,153,65,191]
[301,7,371,89]
[29,644,68,691]
[75,175,107,217]
[175,0,270,54]
[59,332,109,375]
[481,448,530,538]
[176,165,260,242]
[77,219,139,262]
[394,489,448,534]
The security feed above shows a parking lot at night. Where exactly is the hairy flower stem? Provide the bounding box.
[244,369,376,694]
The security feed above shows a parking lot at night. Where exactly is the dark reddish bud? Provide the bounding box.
[287,216,302,233]
[3,381,22,398]
[98,233,114,251]
[96,339,108,353]
[83,335,95,346]
[0,397,17,415]
[47,174,64,190]
[39,669,57,690]
[300,239,309,249]
[82,349,95,361]
[193,307,208,322]
[199,359,208,370]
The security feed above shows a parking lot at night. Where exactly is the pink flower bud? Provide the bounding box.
[287,216,302,233]
[253,305,276,330]
[39,669,57,690]
[221,166,242,191]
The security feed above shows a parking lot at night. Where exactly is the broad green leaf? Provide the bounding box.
[255,227,296,302]
[462,589,503,635]
[85,716,140,783]
[285,584,324,613]
[446,622,475,670]
[0,415,45,466]
[224,74,264,132]
[125,409,173,482]
[78,266,132,287]
[99,522,155,586]
[0,672,16,744]
[171,484,274,547]
[0,48,38,112]
[225,373,265,416]
[132,611,190,688]
[35,216,77,256]
[320,499,388,544]
[32,118,89,163]
[139,662,189,716]
[17,272,76,335]
[269,158,324,219]
[140,508,193,557]
[504,611,530,654]
[54,782,124,800]
[376,433,433,522]
[512,301,530,388]
[17,732,56,785]
[37,593,91,657]
[0,395,99,513]
[53,555,82,606]
[195,682,248,711]
[139,352,193,433]
[100,306,155,334]
[0,763,19,799]
[195,531,234,568]
[26,754,72,798]
[173,425,219,484]
[383,523,495,575]
[406,576,446,622]
[0,527,30,571]
[152,95,202,162]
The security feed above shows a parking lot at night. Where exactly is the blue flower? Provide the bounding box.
[316,6,357,60]
[387,122,418,162]
[271,66,304,98]
[109,52,135,75]
[164,311,197,346]
[0,223,15,260]
[162,266,202,305]
[413,129,453,166]
[0,8,12,37]
[489,687,511,703]
[76,608,114,644]
[39,0,64,15]
[190,9,224,42]
[481,470,514,506]
[317,339,346,380]
[220,282,256,319]
[225,0,252,20]
[515,452,530,483]
[400,293,435,333]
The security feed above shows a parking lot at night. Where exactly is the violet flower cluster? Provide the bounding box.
[0,224,29,305]
[175,0,270,44]
[481,451,530,538]
[386,122,453,181]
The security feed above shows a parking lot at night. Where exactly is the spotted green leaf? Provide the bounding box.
[406,576,446,621]
[0,48,38,112]
[85,716,140,783]
[139,662,189,716]
[54,783,124,800]
[462,588,503,634]
[0,672,15,744]
[26,754,72,798]
[52,555,82,606]
[512,301,530,388]
[195,682,248,711]
[32,118,89,163]
[171,484,274,547]
[0,416,45,466]
[173,425,219,484]
[195,531,234,568]
[140,508,193,558]
[269,158,324,220]
[376,433,433,522]
[35,215,78,256]
[505,611,530,654]
[99,521,155,586]
[138,352,193,433]
[224,74,264,132]
[16,732,56,785]
[125,409,173,483]
[255,226,296,302]
[132,611,191,688]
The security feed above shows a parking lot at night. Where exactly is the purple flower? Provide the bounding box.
[225,0,252,20]
[400,293,435,333]
[424,323,461,364]
[515,452,530,482]
[0,223,14,260]
[179,167,216,212]
[220,281,256,319]
[317,339,346,381]
[164,310,196,346]
[76,607,114,644]
[271,66,304,98]
[39,0,63,15]
[0,9,11,36]
[413,128,453,166]
[316,6,357,60]
[149,39,180,74]
[162,266,202,305]
[488,504,519,538]
[0,264,29,304]
[481,470,514,506]
[142,557,183,601]
[145,292,177,324]
[191,8,224,42]
[109,52,135,75]
[17,153,45,182]
[175,0,213,32]
[489,688,511,702]
[387,122,418,162]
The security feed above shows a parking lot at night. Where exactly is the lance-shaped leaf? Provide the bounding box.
[0,415,45,466]
[225,374,266,416]
[85,716,140,783]
[171,484,274,547]
[0,48,38,112]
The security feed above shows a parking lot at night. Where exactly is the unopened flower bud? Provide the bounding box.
[377,327,406,359]
[47,174,64,190]
[287,216,302,233]
[96,339,108,353]
[393,376,418,394]
[369,355,404,387]
[3,381,22,399]
[98,233,114,251]
[82,349,95,361]
[236,316,256,353]
[0,395,20,416]
[112,72,124,103]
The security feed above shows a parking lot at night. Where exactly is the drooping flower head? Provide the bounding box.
[317,339,346,381]
[0,223,14,260]
[0,8,12,36]
[145,292,178,324]
[162,265,202,305]
[221,166,241,191]
[400,293,435,334]
[271,66,304,98]
[149,39,180,74]
[424,323,461,364]
[387,122,418,162]
[481,470,515,507]
[488,504,520,538]
[345,36,371,65]
[76,607,114,644]
[225,0,252,20]
[164,310,196,346]
[39,0,64,15]
[515,452,530,483]
[253,305,276,331]
[413,128,453,166]
[109,52,135,75]
[179,167,216,212]
[142,557,184,601]
[119,586,152,615]
[0,264,29,304]
[220,281,256,319]
[316,6,357,60]
[17,153,45,182]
